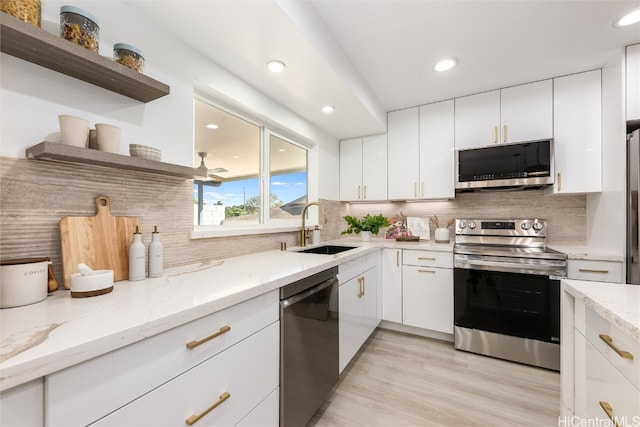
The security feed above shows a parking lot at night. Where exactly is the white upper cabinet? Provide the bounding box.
[388,102,455,200]
[419,100,455,199]
[552,70,602,194]
[627,44,640,120]
[387,108,420,200]
[339,135,387,201]
[454,90,500,149]
[500,80,553,143]
[454,80,552,149]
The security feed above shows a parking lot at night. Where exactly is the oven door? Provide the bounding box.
[453,267,560,344]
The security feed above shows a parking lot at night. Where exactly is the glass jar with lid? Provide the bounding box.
[0,0,41,27]
[60,5,99,53]
[113,43,145,73]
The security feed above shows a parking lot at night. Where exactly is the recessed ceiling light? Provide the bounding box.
[206,123,218,130]
[433,57,458,72]
[322,105,335,114]
[614,7,640,27]
[267,60,286,73]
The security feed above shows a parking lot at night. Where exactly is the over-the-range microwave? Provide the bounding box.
[455,139,555,191]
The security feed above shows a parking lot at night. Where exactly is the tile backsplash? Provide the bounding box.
[1,156,585,291]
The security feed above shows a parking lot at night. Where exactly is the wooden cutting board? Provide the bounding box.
[60,196,141,289]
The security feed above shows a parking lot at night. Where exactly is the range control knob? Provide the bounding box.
[521,222,531,230]
[532,222,544,231]
[468,221,477,229]
[459,221,467,229]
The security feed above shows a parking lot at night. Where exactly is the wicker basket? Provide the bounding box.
[129,144,161,161]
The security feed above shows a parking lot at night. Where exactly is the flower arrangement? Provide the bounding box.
[340,214,390,236]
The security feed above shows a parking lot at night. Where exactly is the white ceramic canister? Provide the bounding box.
[0,257,49,308]
[434,228,450,243]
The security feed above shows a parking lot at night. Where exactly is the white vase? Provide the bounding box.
[360,231,372,242]
[435,228,450,243]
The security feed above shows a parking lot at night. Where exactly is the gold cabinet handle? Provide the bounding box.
[362,277,365,297]
[364,185,367,200]
[186,392,230,425]
[557,172,562,192]
[421,182,424,198]
[503,125,507,142]
[493,126,498,143]
[357,277,364,298]
[396,251,400,267]
[413,182,417,198]
[186,326,231,350]
[599,401,620,427]
[418,256,436,261]
[357,185,361,200]
[418,269,436,273]
[599,334,634,360]
[578,268,609,274]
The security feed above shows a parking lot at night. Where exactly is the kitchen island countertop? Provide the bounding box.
[562,279,640,340]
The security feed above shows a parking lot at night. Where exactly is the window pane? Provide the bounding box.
[269,134,307,220]
[194,99,260,225]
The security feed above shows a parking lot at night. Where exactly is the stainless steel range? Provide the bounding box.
[453,219,567,371]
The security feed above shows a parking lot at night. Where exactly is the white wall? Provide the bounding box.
[0,1,339,197]
[586,49,626,254]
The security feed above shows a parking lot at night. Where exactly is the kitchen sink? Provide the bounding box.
[297,245,357,255]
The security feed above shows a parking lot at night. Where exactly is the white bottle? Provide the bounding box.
[312,225,321,245]
[148,225,163,278]
[128,226,145,281]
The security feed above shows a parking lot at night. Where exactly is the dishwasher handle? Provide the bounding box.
[280,276,337,308]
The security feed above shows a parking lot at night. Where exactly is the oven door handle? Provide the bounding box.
[455,257,562,276]
[280,277,337,308]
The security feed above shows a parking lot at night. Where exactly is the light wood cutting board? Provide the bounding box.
[60,196,141,289]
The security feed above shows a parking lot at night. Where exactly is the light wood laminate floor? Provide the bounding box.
[310,328,560,427]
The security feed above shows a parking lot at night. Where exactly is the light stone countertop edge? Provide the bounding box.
[549,245,624,262]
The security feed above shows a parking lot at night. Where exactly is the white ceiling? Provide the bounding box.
[141,0,640,141]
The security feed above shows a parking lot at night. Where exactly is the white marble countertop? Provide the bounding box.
[550,245,624,262]
[1,238,453,392]
[563,279,640,340]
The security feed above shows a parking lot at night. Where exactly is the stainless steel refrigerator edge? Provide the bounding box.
[627,119,640,285]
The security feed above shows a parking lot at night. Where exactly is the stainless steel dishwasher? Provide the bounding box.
[280,266,339,427]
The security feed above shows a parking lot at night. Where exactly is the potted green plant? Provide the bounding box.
[341,214,389,241]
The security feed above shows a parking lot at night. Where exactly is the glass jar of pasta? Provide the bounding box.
[60,5,99,53]
[113,43,145,73]
[0,0,41,27]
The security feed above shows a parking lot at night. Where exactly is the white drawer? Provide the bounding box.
[91,322,280,427]
[568,259,623,283]
[338,251,379,283]
[585,307,640,389]
[585,338,640,421]
[403,249,452,269]
[46,290,279,427]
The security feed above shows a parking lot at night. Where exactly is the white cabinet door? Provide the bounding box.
[339,137,363,201]
[381,248,402,323]
[362,266,379,334]
[419,100,455,199]
[388,107,420,200]
[1,378,44,427]
[454,90,501,149]
[362,134,388,200]
[402,265,453,334]
[500,79,553,143]
[627,44,640,120]
[339,275,363,373]
[553,70,602,194]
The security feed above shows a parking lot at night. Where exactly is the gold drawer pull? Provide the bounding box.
[599,401,620,427]
[418,257,436,261]
[186,326,231,350]
[418,269,436,274]
[599,334,634,360]
[357,277,364,298]
[186,391,230,425]
[578,268,609,274]
[396,251,400,267]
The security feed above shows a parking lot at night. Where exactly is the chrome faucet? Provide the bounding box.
[300,202,325,247]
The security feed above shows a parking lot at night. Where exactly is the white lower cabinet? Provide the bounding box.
[567,259,623,284]
[339,252,380,373]
[381,248,402,323]
[401,250,453,334]
[0,378,44,427]
[92,322,279,426]
[46,290,279,427]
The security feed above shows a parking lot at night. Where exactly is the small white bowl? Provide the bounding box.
[70,270,114,298]
[129,144,161,161]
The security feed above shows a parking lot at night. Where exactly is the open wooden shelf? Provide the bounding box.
[0,13,170,102]
[26,142,205,179]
